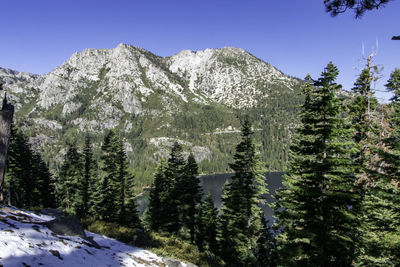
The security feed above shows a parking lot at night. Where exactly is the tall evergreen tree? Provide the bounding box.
[57,142,83,215]
[358,68,400,265]
[195,193,218,252]
[176,153,202,242]
[164,142,186,233]
[91,130,121,221]
[254,215,277,267]
[117,140,140,227]
[5,126,55,208]
[31,151,55,208]
[148,143,203,237]
[274,63,359,266]
[218,118,267,266]
[347,61,398,265]
[5,126,33,207]
[91,130,138,224]
[348,63,379,188]
[122,172,141,228]
[82,135,96,216]
[117,139,127,223]
[148,159,170,231]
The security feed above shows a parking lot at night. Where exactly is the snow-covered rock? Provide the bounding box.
[0,205,193,267]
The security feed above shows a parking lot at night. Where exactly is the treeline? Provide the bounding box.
[274,63,400,266]
[145,120,275,266]
[4,126,55,208]
[56,130,140,227]
[4,129,140,228]
[2,60,400,266]
[143,62,400,266]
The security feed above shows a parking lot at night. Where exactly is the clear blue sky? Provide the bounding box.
[1,0,399,101]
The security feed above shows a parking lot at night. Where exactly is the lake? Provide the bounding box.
[137,172,284,222]
[200,172,283,222]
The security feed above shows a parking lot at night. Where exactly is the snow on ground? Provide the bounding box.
[0,205,182,267]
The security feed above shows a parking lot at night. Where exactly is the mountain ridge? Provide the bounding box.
[0,44,303,190]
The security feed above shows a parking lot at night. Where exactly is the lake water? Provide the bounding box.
[200,172,283,222]
[137,172,284,222]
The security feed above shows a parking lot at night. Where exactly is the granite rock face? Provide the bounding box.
[0,44,302,181]
[1,44,298,121]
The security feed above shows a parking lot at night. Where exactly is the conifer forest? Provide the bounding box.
[2,61,400,266]
[0,1,399,266]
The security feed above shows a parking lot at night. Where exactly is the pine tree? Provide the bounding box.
[91,130,121,221]
[358,68,400,265]
[196,193,218,252]
[380,68,400,264]
[91,130,139,224]
[123,172,141,228]
[31,151,55,208]
[254,215,277,267]
[176,153,202,242]
[387,69,400,103]
[57,142,83,215]
[117,139,127,223]
[148,143,202,237]
[5,126,33,207]
[148,159,170,231]
[4,126,55,209]
[348,64,378,187]
[82,135,96,216]
[117,140,140,227]
[164,142,186,233]
[274,63,359,266]
[218,118,267,266]
[5,126,55,208]
[347,61,399,265]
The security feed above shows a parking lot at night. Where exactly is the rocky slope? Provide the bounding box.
[0,205,192,267]
[0,44,303,188]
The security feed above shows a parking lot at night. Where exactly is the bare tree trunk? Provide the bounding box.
[0,93,14,203]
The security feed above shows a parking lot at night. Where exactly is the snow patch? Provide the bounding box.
[0,205,191,267]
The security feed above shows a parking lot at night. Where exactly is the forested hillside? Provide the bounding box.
[0,45,303,191]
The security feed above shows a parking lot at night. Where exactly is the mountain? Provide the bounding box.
[0,205,191,266]
[0,44,303,190]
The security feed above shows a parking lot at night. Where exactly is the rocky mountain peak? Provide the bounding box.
[0,67,38,85]
[0,44,303,183]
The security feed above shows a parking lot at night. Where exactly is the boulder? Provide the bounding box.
[44,215,100,249]
[162,257,197,267]
[45,215,86,238]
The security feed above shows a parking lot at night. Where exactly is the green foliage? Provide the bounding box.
[82,135,96,217]
[148,232,217,267]
[148,144,202,239]
[147,160,170,231]
[195,193,218,253]
[12,73,303,193]
[81,217,146,245]
[386,68,400,103]
[57,142,84,215]
[218,118,269,266]
[254,216,277,267]
[240,83,304,171]
[274,63,360,266]
[122,172,141,228]
[5,126,55,208]
[355,68,400,266]
[162,142,186,233]
[176,153,202,243]
[346,62,400,265]
[91,130,120,221]
[91,130,140,226]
